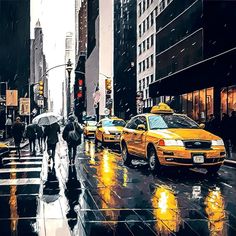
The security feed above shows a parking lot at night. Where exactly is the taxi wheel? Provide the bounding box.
[207,165,221,175]
[148,146,161,172]
[122,143,132,165]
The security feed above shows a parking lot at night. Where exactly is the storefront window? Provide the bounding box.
[228,86,236,114]
[187,92,193,118]
[199,89,206,122]
[193,91,199,121]
[182,94,187,114]
[206,87,214,119]
[221,87,228,116]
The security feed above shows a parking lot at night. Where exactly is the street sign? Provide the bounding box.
[6,90,18,106]
[37,99,44,107]
[19,98,30,116]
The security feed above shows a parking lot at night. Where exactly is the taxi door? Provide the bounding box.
[132,116,147,158]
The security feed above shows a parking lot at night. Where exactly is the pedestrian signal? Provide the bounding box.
[38,81,44,96]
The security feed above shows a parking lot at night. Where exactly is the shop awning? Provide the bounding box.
[149,47,236,97]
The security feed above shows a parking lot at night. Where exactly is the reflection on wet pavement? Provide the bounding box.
[1,140,236,235]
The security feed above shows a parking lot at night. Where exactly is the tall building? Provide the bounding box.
[64,32,74,117]
[74,0,87,122]
[75,0,81,61]
[85,0,114,119]
[30,20,48,114]
[0,0,30,127]
[114,0,137,120]
[149,0,236,121]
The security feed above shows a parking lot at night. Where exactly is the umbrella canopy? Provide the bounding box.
[32,112,62,126]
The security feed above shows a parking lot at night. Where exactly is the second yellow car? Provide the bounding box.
[95,117,126,145]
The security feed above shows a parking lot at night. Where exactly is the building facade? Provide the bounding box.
[85,0,114,119]
[114,0,137,120]
[0,0,30,127]
[149,0,236,122]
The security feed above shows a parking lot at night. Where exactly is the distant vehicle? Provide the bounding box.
[84,121,97,139]
[120,103,226,175]
[0,142,10,162]
[95,117,126,145]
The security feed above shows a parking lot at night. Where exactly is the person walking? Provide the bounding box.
[205,114,219,135]
[5,115,12,138]
[44,122,60,166]
[62,115,83,165]
[219,113,231,154]
[36,124,44,153]
[11,117,24,158]
[25,124,37,156]
[229,111,236,151]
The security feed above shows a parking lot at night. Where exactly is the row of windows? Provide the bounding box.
[138,0,154,17]
[138,34,154,55]
[138,74,154,91]
[138,54,154,73]
[138,11,155,37]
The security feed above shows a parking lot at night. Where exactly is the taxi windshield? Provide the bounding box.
[87,121,97,126]
[148,114,199,129]
[102,119,126,127]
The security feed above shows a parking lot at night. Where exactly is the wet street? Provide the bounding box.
[1,138,236,236]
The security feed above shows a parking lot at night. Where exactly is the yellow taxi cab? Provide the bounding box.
[83,121,97,138]
[0,142,10,159]
[120,103,226,174]
[95,117,126,145]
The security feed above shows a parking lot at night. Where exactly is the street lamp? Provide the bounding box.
[66,59,73,116]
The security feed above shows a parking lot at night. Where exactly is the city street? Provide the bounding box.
[0,139,236,236]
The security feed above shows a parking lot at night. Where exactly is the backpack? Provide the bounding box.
[68,122,80,142]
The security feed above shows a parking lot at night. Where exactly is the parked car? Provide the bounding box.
[120,103,226,174]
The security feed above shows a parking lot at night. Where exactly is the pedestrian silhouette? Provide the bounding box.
[65,165,82,232]
[11,117,24,158]
[229,111,236,151]
[25,124,37,156]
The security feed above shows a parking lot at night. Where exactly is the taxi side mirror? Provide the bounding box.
[199,123,205,129]
[137,124,146,131]
[97,124,102,128]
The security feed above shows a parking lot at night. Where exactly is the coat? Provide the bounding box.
[12,121,24,144]
[25,124,37,140]
[44,122,60,145]
[62,121,82,147]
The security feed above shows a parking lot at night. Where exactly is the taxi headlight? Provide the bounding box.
[212,139,224,146]
[104,130,110,135]
[159,139,184,146]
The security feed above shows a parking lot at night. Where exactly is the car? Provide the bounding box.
[120,103,226,174]
[95,117,126,145]
[0,142,10,165]
[84,120,97,138]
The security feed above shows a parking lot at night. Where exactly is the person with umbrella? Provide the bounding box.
[11,117,25,158]
[62,115,83,165]
[33,112,61,166]
[44,122,60,166]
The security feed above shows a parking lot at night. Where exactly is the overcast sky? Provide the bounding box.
[31,0,75,114]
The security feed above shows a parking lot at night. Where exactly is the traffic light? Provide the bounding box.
[38,80,44,96]
[105,79,112,95]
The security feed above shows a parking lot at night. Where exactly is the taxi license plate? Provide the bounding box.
[115,135,120,139]
[193,155,204,164]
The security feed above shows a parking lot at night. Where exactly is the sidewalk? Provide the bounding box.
[224,151,236,167]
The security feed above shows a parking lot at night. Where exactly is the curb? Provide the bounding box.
[224,159,236,168]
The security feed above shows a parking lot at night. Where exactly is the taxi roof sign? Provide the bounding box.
[151,103,174,114]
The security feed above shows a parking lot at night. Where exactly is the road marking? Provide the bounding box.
[2,157,43,161]
[0,178,41,186]
[4,161,42,166]
[0,167,42,173]
[222,182,233,188]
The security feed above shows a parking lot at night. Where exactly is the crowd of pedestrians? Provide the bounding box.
[205,111,236,153]
[6,114,83,165]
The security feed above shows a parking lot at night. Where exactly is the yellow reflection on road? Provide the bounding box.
[152,185,181,234]
[95,148,118,219]
[205,187,227,236]
[89,141,96,165]
[9,164,19,232]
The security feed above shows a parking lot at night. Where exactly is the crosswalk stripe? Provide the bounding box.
[2,157,43,161]
[0,178,41,186]
[0,167,42,173]
[4,161,42,166]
